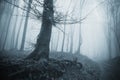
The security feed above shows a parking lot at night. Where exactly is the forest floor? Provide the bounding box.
[98,57,120,80]
[0,50,119,80]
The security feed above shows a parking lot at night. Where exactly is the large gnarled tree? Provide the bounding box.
[26,0,54,60]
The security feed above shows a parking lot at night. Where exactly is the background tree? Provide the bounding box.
[104,0,120,59]
[76,0,86,54]
[0,0,15,50]
[20,0,32,50]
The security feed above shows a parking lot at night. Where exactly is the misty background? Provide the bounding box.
[0,0,120,61]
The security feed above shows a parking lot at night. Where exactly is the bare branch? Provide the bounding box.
[54,25,66,34]
[3,0,37,17]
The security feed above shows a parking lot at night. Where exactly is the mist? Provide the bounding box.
[0,0,120,80]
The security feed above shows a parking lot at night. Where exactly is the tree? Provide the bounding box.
[26,0,54,60]
[105,0,120,59]
[76,0,86,54]
[61,25,66,52]
[20,0,32,50]
[70,26,74,53]
[15,11,25,49]
[1,0,15,50]
[0,0,5,23]
[3,0,83,60]
[56,30,60,51]
[10,4,19,49]
[0,0,23,50]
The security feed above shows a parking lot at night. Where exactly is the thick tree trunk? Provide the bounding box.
[26,0,54,60]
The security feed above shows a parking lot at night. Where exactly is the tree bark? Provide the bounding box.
[26,0,54,60]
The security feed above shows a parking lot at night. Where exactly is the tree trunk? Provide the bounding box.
[20,0,32,50]
[26,0,54,60]
[56,31,60,51]
[10,7,18,49]
[0,1,5,24]
[2,4,14,50]
[61,26,65,52]
[70,27,74,53]
[15,11,24,49]
[76,23,82,54]
[66,34,69,52]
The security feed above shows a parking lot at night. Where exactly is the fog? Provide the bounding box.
[0,0,119,61]
[24,0,107,60]
[1,0,120,80]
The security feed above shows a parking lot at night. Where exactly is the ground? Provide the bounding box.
[99,57,120,80]
[0,50,119,80]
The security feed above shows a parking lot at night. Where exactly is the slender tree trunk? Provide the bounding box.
[2,4,14,50]
[0,1,5,25]
[50,35,54,52]
[0,1,5,49]
[56,31,60,51]
[20,0,32,50]
[114,10,120,56]
[76,23,82,53]
[66,34,69,52]
[15,11,24,49]
[76,0,85,54]
[70,27,74,53]
[26,0,54,60]
[108,28,112,59]
[61,26,65,52]
[10,7,18,49]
